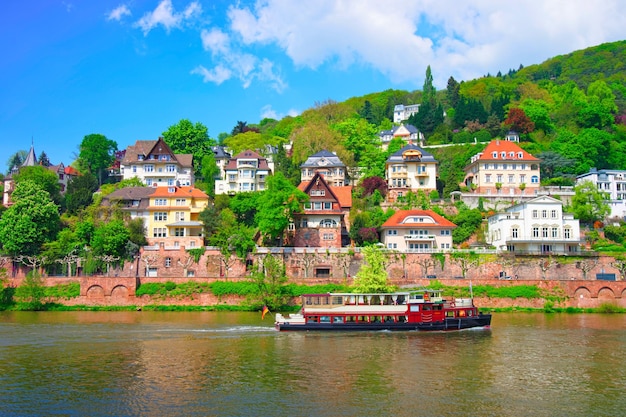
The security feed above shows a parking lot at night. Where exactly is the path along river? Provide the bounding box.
[0,311,624,417]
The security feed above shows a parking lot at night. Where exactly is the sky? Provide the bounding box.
[1,0,626,171]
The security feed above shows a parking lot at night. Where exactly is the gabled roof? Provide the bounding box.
[473,139,539,162]
[386,144,437,164]
[297,172,352,208]
[224,150,271,171]
[122,137,193,167]
[379,123,419,137]
[381,210,456,229]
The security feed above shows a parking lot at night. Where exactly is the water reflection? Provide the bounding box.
[0,312,624,417]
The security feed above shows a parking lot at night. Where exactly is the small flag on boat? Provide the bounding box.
[262,305,270,320]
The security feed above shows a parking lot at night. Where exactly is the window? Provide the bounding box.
[165,257,171,267]
[542,227,548,238]
[564,228,571,239]
[132,165,137,173]
[531,176,539,184]
[174,228,185,237]
[551,210,558,219]
[508,174,514,183]
[166,165,176,172]
[320,219,337,228]
[542,210,547,218]
[168,179,175,186]
[532,227,539,238]
[175,198,186,206]
[440,230,450,235]
[485,174,491,183]
[512,227,518,238]
[154,198,167,206]
[492,152,498,158]
[520,174,526,183]
[146,178,153,186]
[153,228,167,237]
[322,233,334,240]
[518,152,523,158]
[552,227,558,238]
[144,164,154,172]
[175,212,185,221]
[168,187,176,193]
[154,212,168,221]
[532,210,538,218]
[387,229,398,235]
[387,243,398,249]
[310,190,325,196]
[301,218,308,227]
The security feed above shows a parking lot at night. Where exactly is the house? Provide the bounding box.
[463,132,540,196]
[379,124,421,150]
[381,210,456,252]
[385,144,439,202]
[120,137,194,187]
[300,149,347,186]
[211,146,231,180]
[292,172,352,248]
[101,185,209,250]
[145,186,209,250]
[100,186,154,226]
[393,104,420,124]
[3,144,78,207]
[576,168,626,221]
[486,195,582,254]
[215,150,272,195]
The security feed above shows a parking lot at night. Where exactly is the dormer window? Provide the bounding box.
[509,152,515,158]
[168,187,175,193]
[492,152,498,158]
[517,152,523,158]
[138,155,144,161]
[501,152,506,158]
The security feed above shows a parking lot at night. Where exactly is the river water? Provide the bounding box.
[0,311,624,417]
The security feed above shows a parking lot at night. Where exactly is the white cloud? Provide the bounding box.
[190,65,232,85]
[195,27,287,92]
[226,0,626,87]
[260,105,299,121]
[134,0,201,35]
[107,5,131,21]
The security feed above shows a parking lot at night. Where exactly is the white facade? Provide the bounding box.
[576,169,626,220]
[487,196,582,254]
[385,145,439,202]
[393,104,420,124]
[215,150,272,195]
[381,210,456,252]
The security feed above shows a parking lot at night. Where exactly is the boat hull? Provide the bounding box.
[276,314,492,332]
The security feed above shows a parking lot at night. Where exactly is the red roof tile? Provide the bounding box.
[381,210,456,228]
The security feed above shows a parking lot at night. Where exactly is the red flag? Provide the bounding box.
[262,305,270,320]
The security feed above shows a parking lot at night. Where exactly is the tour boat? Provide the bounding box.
[275,289,491,331]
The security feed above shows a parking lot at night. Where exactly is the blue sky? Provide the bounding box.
[2,0,626,172]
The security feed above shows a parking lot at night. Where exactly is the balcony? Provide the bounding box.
[390,172,407,179]
[404,234,435,241]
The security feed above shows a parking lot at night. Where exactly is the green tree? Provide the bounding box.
[223,131,267,155]
[91,219,131,259]
[162,119,214,176]
[199,152,219,196]
[256,173,308,245]
[0,180,60,256]
[78,134,118,185]
[6,150,27,174]
[250,254,288,309]
[13,165,62,206]
[209,209,256,276]
[65,172,99,214]
[352,246,395,293]
[572,181,611,225]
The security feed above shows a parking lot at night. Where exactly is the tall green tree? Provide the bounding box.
[65,172,99,214]
[91,219,131,259]
[6,150,27,174]
[199,153,219,196]
[0,180,60,256]
[78,134,118,185]
[255,172,308,245]
[162,119,214,176]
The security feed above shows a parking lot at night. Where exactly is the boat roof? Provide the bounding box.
[302,290,441,297]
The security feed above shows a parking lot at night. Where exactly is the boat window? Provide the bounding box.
[333,316,343,323]
[384,316,394,323]
[358,316,368,322]
[467,310,473,317]
[331,296,343,305]
[446,311,455,317]
[306,316,319,323]
[409,305,420,312]
[398,316,407,323]
[422,305,432,311]
[320,316,331,323]
[459,310,466,317]
[397,295,406,304]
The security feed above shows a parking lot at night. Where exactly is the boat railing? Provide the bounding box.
[453,298,473,307]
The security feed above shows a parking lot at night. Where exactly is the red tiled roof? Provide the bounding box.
[475,140,539,161]
[65,166,80,176]
[149,186,208,199]
[381,210,456,228]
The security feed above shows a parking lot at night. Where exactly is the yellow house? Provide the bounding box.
[146,186,209,249]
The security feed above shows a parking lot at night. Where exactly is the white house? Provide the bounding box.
[215,150,272,195]
[576,168,626,220]
[486,195,582,254]
[385,144,439,203]
[393,104,420,124]
[381,210,456,252]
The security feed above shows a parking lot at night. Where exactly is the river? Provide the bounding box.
[0,311,624,417]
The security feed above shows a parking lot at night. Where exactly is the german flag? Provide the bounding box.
[261,305,270,320]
